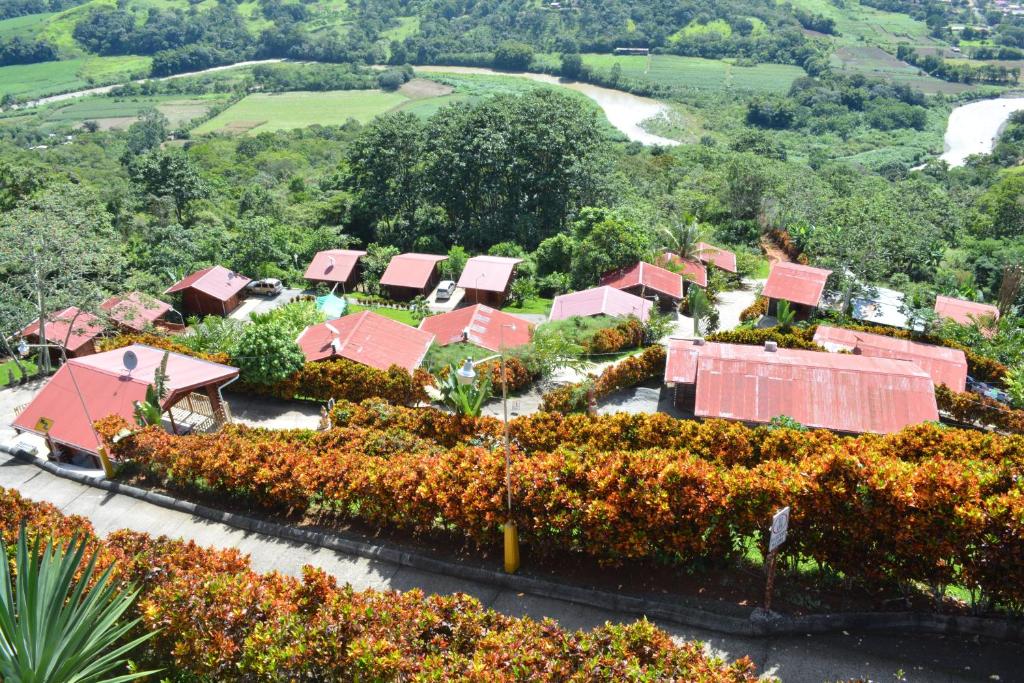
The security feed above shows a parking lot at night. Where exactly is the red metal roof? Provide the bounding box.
[934,295,1000,326]
[457,256,523,293]
[380,253,448,290]
[600,261,684,300]
[165,265,251,302]
[659,253,708,288]
[419,305,532,352]
[812,325,968,392]
[696,242,738,273]
[761,262,832,307]
[100,293,172,332]
[549,286,653,322]
[297,311,434,372]
[19,307,103,353]
[664,339,938,434]
[13,344,238,454]
[304,249,367,284]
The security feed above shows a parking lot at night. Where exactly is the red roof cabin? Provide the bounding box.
[457,256,524,308]
[100,292,174,332]
[304,249,367,293]
[659,253,708,291]
[419,304,533,352]
[19,306,104,362]
[761,262,832,320]
[664,338,938,435]
[695,242,738,274]
[165,266,251,317]
[549,286,653,322]
[379,253,448,301]
[934,295,1000,329]
[13,344,239,463]
[297,311,434,372]
[600,261,683,311]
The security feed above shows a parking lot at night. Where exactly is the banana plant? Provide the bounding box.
[0,525,159,683]
[133,351,169,428]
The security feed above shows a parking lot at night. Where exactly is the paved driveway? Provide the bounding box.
[229,288,305,322]
[229,393,323,430]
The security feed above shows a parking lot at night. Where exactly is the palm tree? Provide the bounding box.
[0,526,158,683]
[658,215,705,262]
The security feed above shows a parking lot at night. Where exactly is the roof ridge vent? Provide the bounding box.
[764,340,778,352]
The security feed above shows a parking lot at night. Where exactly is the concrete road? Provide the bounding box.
[0,452,1019,683]
[229,288,305,322]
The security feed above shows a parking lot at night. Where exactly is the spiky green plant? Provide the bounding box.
[775,299,796,331]
[434,363,493,417]
[0,525,158,683]
[133,351,169,428]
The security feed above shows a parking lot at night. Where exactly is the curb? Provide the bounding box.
[15,453,1024,644]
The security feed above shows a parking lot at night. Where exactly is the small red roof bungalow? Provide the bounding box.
[304,249,367,292]
[165,266,251,317]
[600,261,683,311]
[813,325,968,392]
[761,262,832,320]
[934,295,1000,328]
[664,339,938,435]
[379,253,448,301]
[419,305,532,352]
[19,307,104,361]
[297,311,434,372]
[100,292,174,332]
[550,286,653,322]
[659,253,708,290]
[695,242,738,274]
[13,344,238,462]
[457,256,524,308]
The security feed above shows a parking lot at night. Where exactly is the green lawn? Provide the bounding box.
[0,358,37,387]
[501,296,552,316]
[422,341,490,374]
[0,56,151,101]
[192,90,410,135]
[348,303,420,326]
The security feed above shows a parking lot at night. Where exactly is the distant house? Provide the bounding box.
[600,261,683,311]
[13,344,239,462]
[100,292,174,333]
[934,295,1000,328]
[549,286,653,322]
[379,253,448,301]
[419,304,533,352]
[297,310,434,372]
[695,242,738,274]
[664,338,938,435]
[19,307,104,361]
[761,262,832,319]
[614,47,650,55]
[304,249,367,292]
[457,256,524,308]
[659,253,708,291]
[847,286,919,331]
[813,325,968,392]
[165,265,251,317]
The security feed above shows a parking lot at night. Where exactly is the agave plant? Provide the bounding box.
[433,363,493,417]
[0,526,158,683]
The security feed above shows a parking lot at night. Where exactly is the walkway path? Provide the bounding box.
[0,451,1017,683]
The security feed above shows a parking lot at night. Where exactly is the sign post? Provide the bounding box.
[764,506,790,612]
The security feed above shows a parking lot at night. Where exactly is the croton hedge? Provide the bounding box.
[0,487,761,682]
[935,385,1024,434]
[739,296,768,323]
[98,405,1024,610]
[541,345,666,413]
[585,317,645,354]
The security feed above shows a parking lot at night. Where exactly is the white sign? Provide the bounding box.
[768,506,790,553]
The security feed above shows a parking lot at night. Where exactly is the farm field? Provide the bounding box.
[0,56,151,101]
[572,54,806,94]
[37,93,229,130]
[786,0,940,50]
[0,12,56,40]
[830,45,977,94]
[192,90,409,135]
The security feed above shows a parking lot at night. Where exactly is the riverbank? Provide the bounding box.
[941,94,1024,166]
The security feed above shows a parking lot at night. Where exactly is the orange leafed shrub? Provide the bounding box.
[0,487,762,682]
[935,385,1024,434]
[739,296,768,322]
[541,345,666,413]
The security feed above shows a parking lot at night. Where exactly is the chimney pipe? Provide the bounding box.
[764,340,778,352]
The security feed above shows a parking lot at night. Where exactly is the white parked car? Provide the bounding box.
[435,280,457,301]
[247,278,283,296]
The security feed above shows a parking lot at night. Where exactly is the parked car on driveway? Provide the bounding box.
[246,278,283,297]
[967,376,1010,404]
[434,280,457,301]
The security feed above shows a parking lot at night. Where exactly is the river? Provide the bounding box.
[414,66,679,146]
[941,96,1024,166]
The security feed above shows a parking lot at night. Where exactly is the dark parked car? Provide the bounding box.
[967,376,1010,404]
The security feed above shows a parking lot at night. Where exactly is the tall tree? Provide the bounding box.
[129,149,209,224]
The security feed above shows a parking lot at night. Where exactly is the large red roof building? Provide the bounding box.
[549,286,653,322]
[934,295,1000,327]
[13,344,239,459]
[297,311,434,372]
[600,261,683,310]
[812,325,968,392]
[457,256,523,308]
[304,249,367,291]
[664,339,938,434]
[165,265,251,317]
[379,253,448,301]
[761,262,832,319]
[419,305,532,352]
[19,307,104,359]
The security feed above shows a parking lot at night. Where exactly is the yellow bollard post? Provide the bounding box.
[503,520,520,573]
[96,446,116,479]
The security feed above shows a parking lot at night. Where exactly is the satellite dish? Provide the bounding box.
[123,350,138,372]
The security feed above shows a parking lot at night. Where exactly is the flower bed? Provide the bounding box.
[0,487,761,682]
[97,409,1024,610]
